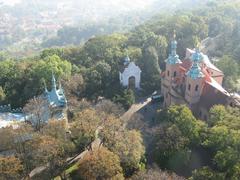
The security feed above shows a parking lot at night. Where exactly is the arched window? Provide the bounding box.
[195,85,199,91]
[188,84,191,91]
[174,71,177,77]
[167,71,170,77]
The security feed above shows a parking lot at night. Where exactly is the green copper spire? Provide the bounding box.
[186,48,204,79]
[171,31,177,56]
[167,31,182,64]
[43,80,48,93]
[192,48,202,63]
[52,72,57,90]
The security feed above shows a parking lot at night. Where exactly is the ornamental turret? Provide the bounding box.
[166,32,182,65]
[162,32,183,107]
[186,48,204,79]
[44,73,67,108]
[165,32,182,85]
[185,48,205,105]
[124,55,130,66]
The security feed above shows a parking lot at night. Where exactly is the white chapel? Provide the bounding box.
[119,56,141,89]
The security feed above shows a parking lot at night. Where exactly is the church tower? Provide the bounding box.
[162,33,182,106]
[185,48,205,105]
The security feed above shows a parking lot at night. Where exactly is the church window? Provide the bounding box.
[188,84,191,91]
[195,85,199,91]
[174,71,177,77]
[167,71,170,77]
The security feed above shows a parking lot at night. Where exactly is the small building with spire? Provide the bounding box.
[119,55,142,89]
[161,35,240,120]
[44,73,67,108]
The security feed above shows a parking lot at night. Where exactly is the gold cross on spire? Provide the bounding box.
[173,30,176,40]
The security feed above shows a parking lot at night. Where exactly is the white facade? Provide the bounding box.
[119,62,141,89]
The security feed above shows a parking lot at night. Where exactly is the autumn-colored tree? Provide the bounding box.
[42,119,76,155]
[0,156,23,180]
[76,147,124,180]
[70,109,101,150]
[62,73,85,98]
[0,86,6,102]
[95,99,124,118]
[99,114,123,144]
[107,130,145,176]
[0,127,15,151]
[100,115,145,176]
[131,166,185,180]
[24,135,65,177]
[191,166,225,180]
[23,96,49,131]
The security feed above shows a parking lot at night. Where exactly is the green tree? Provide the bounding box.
[209,105,228,126]
[114,89,135,109]
[140,46,161,93]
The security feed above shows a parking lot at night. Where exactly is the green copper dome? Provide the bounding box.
[186,63,204,80]
[167,39,182,64]
[192,48,203,63]
[187,49,204,79]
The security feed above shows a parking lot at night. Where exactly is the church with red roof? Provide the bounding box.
[161,35,240,120]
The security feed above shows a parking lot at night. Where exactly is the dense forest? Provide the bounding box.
[0,1,240,180]
[0,0,239,108]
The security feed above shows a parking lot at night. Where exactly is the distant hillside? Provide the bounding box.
[0,0,213,57]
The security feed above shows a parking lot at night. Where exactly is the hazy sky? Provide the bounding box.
[1,0,21,6]
[1,0,157,8]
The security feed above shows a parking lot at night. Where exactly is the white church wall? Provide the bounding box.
[120,62,141,89]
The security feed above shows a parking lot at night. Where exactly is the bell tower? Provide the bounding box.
[185,48,205,105]
[162,32,182,106]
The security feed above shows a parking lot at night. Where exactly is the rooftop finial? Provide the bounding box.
[171,30,177,56]
[52,71,57,90]
[124,49,130,65]
[43,80,48,93]
[167,30,182,64]
[59,79,62,90]
[192,47,202,63]
[173,29,176,40]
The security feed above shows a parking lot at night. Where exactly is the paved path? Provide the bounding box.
[121,96,152,122]
[67,137,102,165]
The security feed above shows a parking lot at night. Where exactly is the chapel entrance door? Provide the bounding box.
[128,76,136,89]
